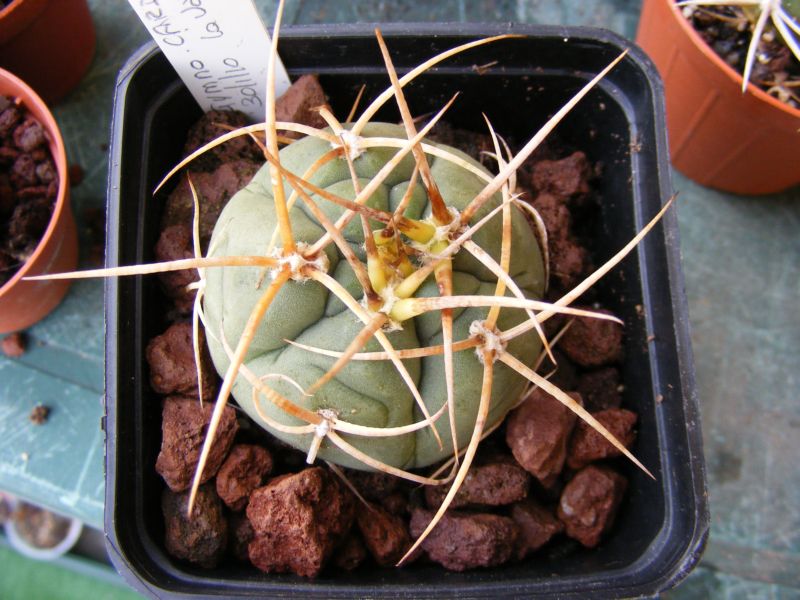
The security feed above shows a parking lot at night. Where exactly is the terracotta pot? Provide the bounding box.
[636,0,800,195]
[0,0,95,104]
[0,67,77,333]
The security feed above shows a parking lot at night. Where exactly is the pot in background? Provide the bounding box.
[0,0,96,104]
[636,0,800,195]
[0,67,77,334]
[2,495,84,561]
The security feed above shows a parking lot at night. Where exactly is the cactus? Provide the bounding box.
[202,119,548,472]
[678,0,800,96]
[30,3,675,563]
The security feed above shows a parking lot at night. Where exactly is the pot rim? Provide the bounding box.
[0,0,49,45]
[2,494,84,561]
[0,66,69,298]
[664,0,800,117]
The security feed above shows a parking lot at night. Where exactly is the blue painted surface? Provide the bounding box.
[0,0,797,596]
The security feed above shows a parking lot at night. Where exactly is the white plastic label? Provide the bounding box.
[128,0,291,121]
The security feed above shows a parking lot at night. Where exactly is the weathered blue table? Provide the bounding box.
[0,1,798,597]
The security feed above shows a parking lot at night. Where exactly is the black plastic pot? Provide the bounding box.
[104,24,708,599]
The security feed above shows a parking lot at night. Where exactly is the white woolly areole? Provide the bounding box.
[315,408,338,435]
[359,291,404,332]
[411,207,463,258]
[469,320,506,364]
[269,242,329,281]
[378,285,400,316]
[332,130,364,161]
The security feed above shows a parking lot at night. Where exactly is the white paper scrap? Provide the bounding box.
[128,0,291,121]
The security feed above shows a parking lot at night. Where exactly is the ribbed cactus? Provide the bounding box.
[202,121,546,471]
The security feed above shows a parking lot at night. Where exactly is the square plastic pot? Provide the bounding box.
[103,24,708,599]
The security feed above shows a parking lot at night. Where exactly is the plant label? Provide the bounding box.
[128,0,291,121]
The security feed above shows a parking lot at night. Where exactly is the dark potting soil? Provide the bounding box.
[0,95,59,288]
[680,3,800,108]
[144,78,639,577]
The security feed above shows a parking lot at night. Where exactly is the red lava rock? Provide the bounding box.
[345,469,401,503]
[424,461,530,509]
[550,235,590,291]
[530,192,589,290]
[409,508,519,572]
[7,197,52,257]
[0,103,21,138]
[1,332,26,357]
[182,110,261,171]
[10,153,37,188]
[567,408,638,469]
[558,308,623,367]
[155,224,199,314]
[45,179,58,198]
[505,388,580,487]
[155,396,238,492]
[161,160,260,247]
[530,151,592,204]
[215,444,274,511]
[30,147,47,162]
[577,367,623,412]
[558,465,627,548]
[228,511,255,562]
[275,74,329,139]
[538,349,578,392]
[531,192,571,241]
[29,404,50,425]
[0,146,19,168]
[16,184,49,200]
[333,533,367,571]
[356,502,411,566]
[162,483,228,568]
[12,118,45,152]
[246,467,355,578]
[510,499,564,559]
[146,322,217,400]
[380,492,408,516]
[35,160,57,184]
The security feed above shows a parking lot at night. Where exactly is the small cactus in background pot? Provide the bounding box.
[678,0,800,101]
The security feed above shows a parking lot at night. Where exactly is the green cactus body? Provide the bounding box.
[203,122,546,470]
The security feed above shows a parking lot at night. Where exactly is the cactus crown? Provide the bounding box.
[28,1,674,563]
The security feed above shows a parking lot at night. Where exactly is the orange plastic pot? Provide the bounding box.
[0,0,95,104]
[636,0,800,194]
[0,67,77,333]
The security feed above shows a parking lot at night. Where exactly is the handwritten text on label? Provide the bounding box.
[128,0,291,121]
